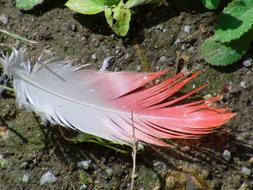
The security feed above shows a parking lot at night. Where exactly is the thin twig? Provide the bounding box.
[0,84,15,92]
[130,111,138,190]
[0,28,38,45]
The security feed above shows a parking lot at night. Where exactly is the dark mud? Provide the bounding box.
[0,0,252,189]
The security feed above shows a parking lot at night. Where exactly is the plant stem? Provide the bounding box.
[0,84,15,92]
[0,28,38,45]
[130,111,137,190]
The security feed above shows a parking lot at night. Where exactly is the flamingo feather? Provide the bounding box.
[0,49,235,146]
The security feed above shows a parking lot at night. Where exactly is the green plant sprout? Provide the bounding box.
[201,0,220,10]
[14,0,253,65]
[65,0,163,36]
[201,0,253,66]
[16,0,44,10]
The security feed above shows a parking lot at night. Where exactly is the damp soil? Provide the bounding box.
[0,0,253,189]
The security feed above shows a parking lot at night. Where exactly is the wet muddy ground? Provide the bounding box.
[0,0,253,189]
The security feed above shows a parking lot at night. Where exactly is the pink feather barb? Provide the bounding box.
[0,49,235,146]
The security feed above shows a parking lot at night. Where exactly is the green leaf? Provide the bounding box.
[201,0,220,10]
[16,0,44,10]
[104,8,113,25]
[125,0,162,8]
[215,0,253,43]
[101,0,120,6]
[105,2,131,36]
[65,0,105,15]
[201,29,253,66]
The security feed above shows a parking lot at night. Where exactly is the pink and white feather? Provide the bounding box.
[0,49,235,146]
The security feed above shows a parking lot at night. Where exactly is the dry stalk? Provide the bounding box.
[130,111,138,190]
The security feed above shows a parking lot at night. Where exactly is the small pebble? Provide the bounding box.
[153,160,166,174]
[158,56,167,63]
[188,46,195,53]
[174,38,181,45]
[22,173,30,183]
[223,149,231,161]
[40,171,57,185]
[78,160,91,170]
[241,167,251,177]
[99,57,114,71]
[105,168,113,178]
[91,53,97,60]
[0,155,8,169]
[79,184,87,190]
[240,81,246,88]
[183,25,192,33]
[136,65,142,72]
[0,15,8,25]
[242,59,252,67]
[20,161,29,169]
[71,24,77,32]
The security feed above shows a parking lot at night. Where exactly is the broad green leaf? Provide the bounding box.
[65,0,105,15]
[101,0,120,6]
[16,0,44,10]
[201,29,253,66]
[105,2,131,36]
[201,0,220,10]
[125,0,162,8]
[215,0,253,43]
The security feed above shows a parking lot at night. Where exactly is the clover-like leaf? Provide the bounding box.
[201,29,253,66]
[16,0,44,10]
[65,0,105,15]
[215,0,253,43]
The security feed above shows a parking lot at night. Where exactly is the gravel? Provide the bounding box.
[0,15,8,25]
[241,167,251,177]
[183,25,192,33]
[79,184,87,190]
[77,160,91,170]
[223,149,232,161]
[22,173,30,183]
[242,59,252,68]
[105,167,113,178]
[91,53,97,61]
[158,56,167,63]
[40,171,57,186]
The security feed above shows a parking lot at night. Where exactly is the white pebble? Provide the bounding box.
[223,149,231,161]
[91,53,97,60]
[0,15,8,25]
[99,57,114,71]
[240,81,246,88]
[174,38,181,45]
[158,56,167,63]
[183,25,192,33]
[40,171,57,185]
[79,184,87,190]
[241,167,251,176]
[77,160,91,170]
[22,173,30,183]
[105,168,113,177]
[242,59,252,67]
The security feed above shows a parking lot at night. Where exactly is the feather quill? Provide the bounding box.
[0,49,235,146]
